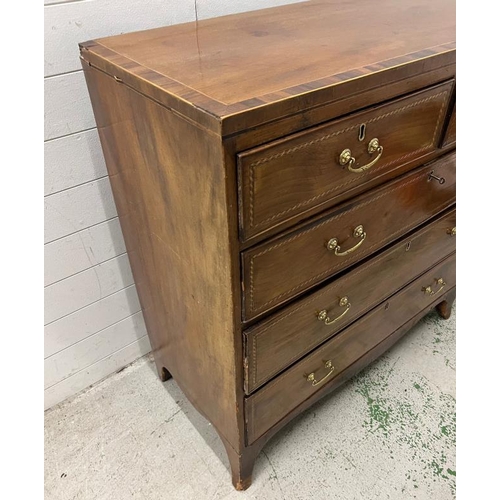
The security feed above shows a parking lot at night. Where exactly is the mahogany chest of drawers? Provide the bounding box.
[80,0,456,490]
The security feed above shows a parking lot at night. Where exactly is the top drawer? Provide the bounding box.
[238,81,454,242]
[242,152,455,321]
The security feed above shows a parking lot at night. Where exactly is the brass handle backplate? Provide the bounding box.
[447,227,456,236]
[317,296,351,325]
[306,360,335,387]
[327,225,366,256]
[339,138,384,173]
[422,278,446,296]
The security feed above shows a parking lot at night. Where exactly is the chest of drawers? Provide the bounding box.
[80,0,456,490]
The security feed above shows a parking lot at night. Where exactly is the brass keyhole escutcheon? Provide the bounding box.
[358,123,366,141]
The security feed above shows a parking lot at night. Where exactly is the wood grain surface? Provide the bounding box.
[246,253,456,444]
[243,286,456,459]
[80,0,455,135]
[80,0,456,489]
[83,64,244,452]
[238,81,453,240]
[242,152,456,321]
[92,0,455,105]
[244,208,456,393]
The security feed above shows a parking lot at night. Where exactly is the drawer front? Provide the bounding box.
[245,253,456,444]
[242,152,456,321]
[441,105,456,147]
[244,208,456,394]
[238,81,453,241]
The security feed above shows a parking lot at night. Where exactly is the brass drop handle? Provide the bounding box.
[317,296,351,325]
[339,138,384,173]
[327,225,366,256]
[306,360,335,387]
[422,278,446,296]
[447,227,456,236]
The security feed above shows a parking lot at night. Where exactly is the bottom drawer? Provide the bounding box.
[245,253,456,444]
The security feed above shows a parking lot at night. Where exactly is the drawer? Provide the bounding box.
[245,253,456,444]
[242,152,456,321]
[441,105,456,147]
[238,81,454,242]
[244,208,456,394]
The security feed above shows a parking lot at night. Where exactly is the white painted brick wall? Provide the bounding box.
[44,0,303,410]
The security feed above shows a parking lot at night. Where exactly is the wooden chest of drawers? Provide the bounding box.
[80,0,456,490]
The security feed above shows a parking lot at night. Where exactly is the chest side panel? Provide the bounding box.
[83,63,242,449]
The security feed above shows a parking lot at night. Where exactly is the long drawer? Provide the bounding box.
[238,81,454,241]
[242,152,456,321]
[245,253,456,444]
[244,208,456,394]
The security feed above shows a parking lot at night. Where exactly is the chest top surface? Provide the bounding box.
[80,0,455,134]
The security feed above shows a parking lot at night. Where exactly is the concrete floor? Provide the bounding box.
[45,307,456,500]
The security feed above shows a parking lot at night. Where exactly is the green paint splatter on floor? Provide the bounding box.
[422,311,457,372]
[353,356,456,498]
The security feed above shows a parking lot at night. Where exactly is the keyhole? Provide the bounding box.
[405,241,411,252]
[358,123,366,141]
